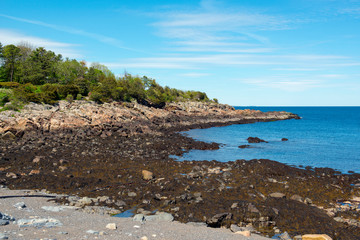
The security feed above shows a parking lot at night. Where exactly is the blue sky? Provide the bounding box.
[1,0,360,106]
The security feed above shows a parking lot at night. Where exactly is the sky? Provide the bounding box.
[1,0,360,106]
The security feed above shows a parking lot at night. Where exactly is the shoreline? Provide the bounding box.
[1,101,359,239]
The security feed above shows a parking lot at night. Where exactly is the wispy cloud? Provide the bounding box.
[241,73,349,92]
[103,53,360,70]
[0,13,138,52]
[151,1,289,52]
[0,29,82,58]
[180,72,211,77]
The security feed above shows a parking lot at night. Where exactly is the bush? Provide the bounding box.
[65,94,74,103]
[57,85,80,99]
[13,83,42,103]
[89,91,103,103]
[0,82,20,89]
[0,89,13,106]
[76,94,82,100]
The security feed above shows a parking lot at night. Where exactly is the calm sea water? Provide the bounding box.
[175,107,360,173]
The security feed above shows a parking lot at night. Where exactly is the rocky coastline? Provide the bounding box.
[1,101,360,239]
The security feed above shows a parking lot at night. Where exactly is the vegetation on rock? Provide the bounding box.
[0,42,215,108]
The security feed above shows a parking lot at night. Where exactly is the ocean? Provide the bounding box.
[175,107,360,174]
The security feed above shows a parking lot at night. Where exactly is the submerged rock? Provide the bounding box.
[247,137,268,143]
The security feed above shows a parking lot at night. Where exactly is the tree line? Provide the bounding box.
[0,42,217,110]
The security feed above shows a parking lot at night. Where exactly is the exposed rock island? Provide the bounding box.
[0,101,359,240]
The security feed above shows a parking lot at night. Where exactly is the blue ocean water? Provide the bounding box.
[175,107,360,173]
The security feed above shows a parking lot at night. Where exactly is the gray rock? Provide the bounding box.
[0,220,9,226]
[186,222,207,227]
[41,206,63,212]
[133,214,145,222]
[230,224,242,232]
[290,195,304,203]
[17,218,62,228]
[304,197,313,204]
[14,202,26,209]
[1,131,15,141]
[86,230,99,235]
[0,212,15,221]
[145,212,174,222]
[248,203,259,213]
[0,233,8,240]
[269,192,286,198]
[206,212,232,227]
[128,192,137,197]
[279,231,292,240]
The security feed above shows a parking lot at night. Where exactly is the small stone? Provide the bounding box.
[86,230,99,235]
[140,237,148,240]
[1,131,16,141]
[41,206,63,212]
[29,169,40,175]
[193,192,202,198]
[281,138,289,141]
[99,231,107,235]
[302,234,333,240]
[32,156,43,163]
[106,223,117,230]
[5,172,17,179]
[230,224,242,232]
[231,203,238,209]
[279,231,292,240]
[235,231,251,237]
[128,192,137,197]
[269,192,286,198]
[133,225,141,228]
[142,170,154,180]
[14,202,26,209]
[0,220,9,226]
[304,198,313,205]
[290,194,304,202]
[59,166,67,172]
[57,232,68,235]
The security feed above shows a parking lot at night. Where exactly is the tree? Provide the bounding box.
[55,59,87,85]
[2,44,21,82]
[21,47,62,85]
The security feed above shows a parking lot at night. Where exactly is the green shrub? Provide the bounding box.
[0,89,13,106]
[89,90,103,103]
[76,93,82,100]
[0,82,20,88]
[65,94,74,103]
[13,83,42,103]
[57,85,80,99]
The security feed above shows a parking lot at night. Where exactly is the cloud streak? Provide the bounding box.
[0,29,82,59]
[0,13,138,52]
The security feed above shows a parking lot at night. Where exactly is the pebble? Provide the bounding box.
[13,202,26,209]
[235,230,251,237]
[86,230,99,235]
[17,218,62,228]
[106,223,117,230]
[141,237,148,240]
[41,206,63,212]
[133,225,141,229]
[0,220,9,226]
